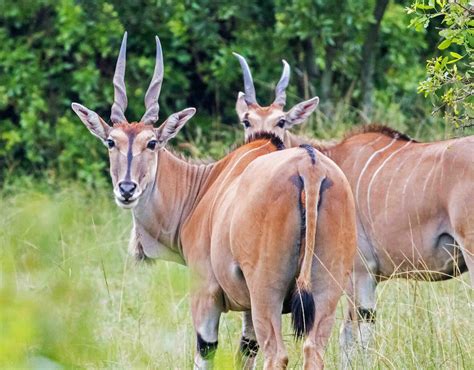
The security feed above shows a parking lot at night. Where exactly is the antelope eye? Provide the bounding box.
[277,119,286,128]
[106,139,115,149]
[147,140,158,150]
[243,120,251,128]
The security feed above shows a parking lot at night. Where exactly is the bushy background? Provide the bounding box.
[1,0,466,186]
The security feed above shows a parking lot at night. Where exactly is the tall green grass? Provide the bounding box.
[1,185,472,369]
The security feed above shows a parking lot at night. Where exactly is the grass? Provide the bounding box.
[1,107,473,369]
[1,184,472,369]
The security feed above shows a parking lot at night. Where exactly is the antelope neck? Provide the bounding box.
[132,149,216,257]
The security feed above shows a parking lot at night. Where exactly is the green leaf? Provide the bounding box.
[415,4,434,10]
[438,39,452,50]
[449,52,463,60]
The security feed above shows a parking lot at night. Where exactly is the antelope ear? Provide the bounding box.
[285,97,319,127]
[235,92,249,121]
[156,107,196,144]
[71,103,111,142]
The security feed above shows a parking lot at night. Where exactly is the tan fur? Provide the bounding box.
[177,135,356,369]
[240,117,472,281]
[317,130,473,280]
[234,98,360,368]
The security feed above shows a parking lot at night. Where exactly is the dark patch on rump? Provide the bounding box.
[289,174,304,191]
[240,336,259,357]
[197,333,218,360]
[299,144,317,165]
[246,131,285,150]
[318,177,333,209]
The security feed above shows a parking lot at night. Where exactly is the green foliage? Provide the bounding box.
[275,0,371,84]
[0,0,469,184]
[0,0,124,183]
[407,0,473,128]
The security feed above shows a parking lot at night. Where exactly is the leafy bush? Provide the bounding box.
[0,0,464,185]
[407,0,473,128]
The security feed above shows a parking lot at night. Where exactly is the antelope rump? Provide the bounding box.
[233,53,474,366]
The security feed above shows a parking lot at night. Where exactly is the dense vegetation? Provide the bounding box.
[1,0,471,185]
[408,0,473,128]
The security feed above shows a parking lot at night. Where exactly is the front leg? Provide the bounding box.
[191,282,224,370]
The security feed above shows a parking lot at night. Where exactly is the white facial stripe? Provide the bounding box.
[247,110,285,130]
[132,130,155,156]
[247,111,260,123]
[265,111,284,126]
[109,130,129,156]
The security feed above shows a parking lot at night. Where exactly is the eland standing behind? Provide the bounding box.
[72,34,357,369]
[233,53,474,366]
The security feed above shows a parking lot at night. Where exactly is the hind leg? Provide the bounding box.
[303,282,344,369]
[241,260,291,369]
[247,285,288,370]
[456,231,474,285]
[231,205,300,369]
[450,198,474,285]
[304,209,357,368]
[291,180,357,369]
[253,302,288,369]
[235,311,259,370]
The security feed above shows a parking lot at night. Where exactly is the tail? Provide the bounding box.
[291,172,321,339]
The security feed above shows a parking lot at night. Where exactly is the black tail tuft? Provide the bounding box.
[290,288,315,339]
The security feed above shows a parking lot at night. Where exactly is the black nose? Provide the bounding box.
[118,181,137,200]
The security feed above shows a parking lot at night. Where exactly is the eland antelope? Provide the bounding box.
[233,53,474,366]
[71,33,357,369]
